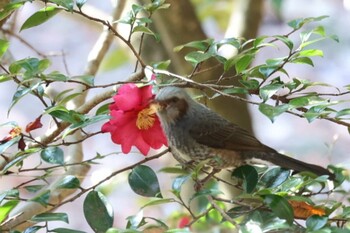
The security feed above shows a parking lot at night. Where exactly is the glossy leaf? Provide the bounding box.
[185,51,213,65]
[232,165,258,193]
[20,7,61,31]
[32,213,68,223]
[235,54,254,74]
[30,190,51,207]
[299,49,323,57]
[287,16,328,30]
[71,75,94,86]
[55,175,80,189]
[141,198,175,209]
[259,103,289,122]
[239,79,259,90]
[128,165,162,197]
[0,136,20,154]
[50,0,74,11]
[83,190,113,233]
[263,194,294,225]
[0,2,25,21]
[306,215,328,230]
[62,114,110,138]
[174,39,213,52]
[0,39,9,58]
[40,147,64,165]
[259,83,283,102]
[76,0,87,9]
[24,185,45,193]
[23,226,43,233]
[291,57,314,66]
[9,82,43,115]
[260,168,291,188]
[190,188,222,202]
[289,96,326,108]
[274,35,294,50]
[0,200,19,223]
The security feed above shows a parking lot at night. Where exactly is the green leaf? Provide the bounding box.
[76,0,87,9]
[141,198,175,209]
[47,107,86,124]
[30,190,50,207]
[128,165,162,197]
[259,103,289,122]
[24,185,45,193]
[71,75,94,86]
[83,191,113,233]
[45,71,69,81]
[235,54,254,74]
[95,103,110,115]
[55,175,80,189]
[40,147,64,165]
[172,175,190,194]
[335,108,350,118]
[50,0,74,11]
[23,226,44,233]
[259,83,283,102]
[8,82,43,115]
[0,2,25,21]
[20,7,61,31]
[263,194,293,225]
[0,200,19,223]
[174,39,213,52]
[185,51,213,65]
[190,189,222,202]
[291,57,314,66]
[304,105,331,122]
[0,75,11,83]
[32,213,68,223]
[299,49,323,57]
[259,65,277,78]
[274,35,294,50]
[306,215,328,231]
[260,168,291,188]
[289,96,326,108]
[62,114,110,138]
[133,25,156,37]
[287,16,328,30]
[0,136,20,154]
[239,79,259,90]
[232,165,258,193]
[126,211,145,229]
[0,39,9,58]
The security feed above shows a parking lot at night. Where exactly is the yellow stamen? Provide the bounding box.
[136,107,156,130]
[10,126,22,137]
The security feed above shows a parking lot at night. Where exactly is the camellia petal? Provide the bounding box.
[102,83,168,156]
[142,119,168,149]
[113,84,143,111]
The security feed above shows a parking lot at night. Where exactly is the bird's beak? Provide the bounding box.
[149,100,166,113]
[149,100,164,113]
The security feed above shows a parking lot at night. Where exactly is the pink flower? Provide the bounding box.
[102,84,167,155]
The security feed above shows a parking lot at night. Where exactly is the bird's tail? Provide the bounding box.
[245,151,334,180]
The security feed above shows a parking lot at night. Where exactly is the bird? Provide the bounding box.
[151,86,334,180]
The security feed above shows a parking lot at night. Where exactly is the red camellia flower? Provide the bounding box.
[102,84,168,155]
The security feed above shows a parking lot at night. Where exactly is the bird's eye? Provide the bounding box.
[168,97,179,103]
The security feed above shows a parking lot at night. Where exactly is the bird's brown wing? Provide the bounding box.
[189,112,275,152]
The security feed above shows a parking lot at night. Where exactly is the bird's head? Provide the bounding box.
[151,87,193,125]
